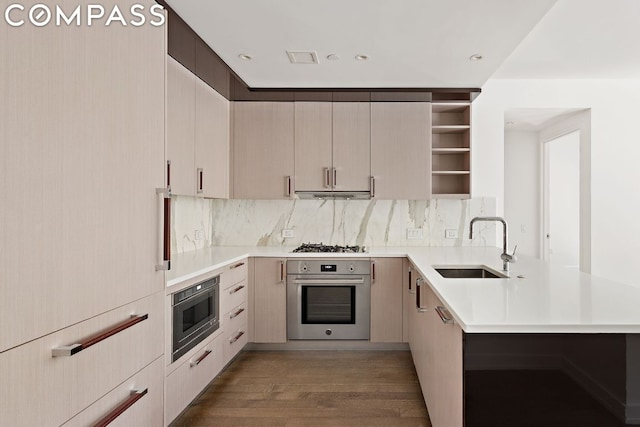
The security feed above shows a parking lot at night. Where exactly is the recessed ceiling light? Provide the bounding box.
[326,54,340,61]
[238,54,252,61]
[469,54,483,61]
[355,54,369,61]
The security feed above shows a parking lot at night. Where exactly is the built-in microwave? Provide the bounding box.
[172,275,220,362]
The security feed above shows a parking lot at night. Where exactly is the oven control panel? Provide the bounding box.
[288,260,370,275]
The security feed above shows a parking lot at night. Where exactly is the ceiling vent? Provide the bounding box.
[287,51,319,64]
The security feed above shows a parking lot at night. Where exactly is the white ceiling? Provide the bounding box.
[166,0,556,88]
[493,0,640,79]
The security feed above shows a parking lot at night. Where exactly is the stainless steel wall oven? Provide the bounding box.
[287,260,370,340]
[172,275,219,362]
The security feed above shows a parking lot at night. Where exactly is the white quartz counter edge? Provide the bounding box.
[166,246,640,334]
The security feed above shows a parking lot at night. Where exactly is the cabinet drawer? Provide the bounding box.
[224,301,248,334]
[224,322,248,364]
[221,280,247,316]
[0,292,163,427]
[165,333,224,425]
[222,259,248,289]
[62,356,163,427]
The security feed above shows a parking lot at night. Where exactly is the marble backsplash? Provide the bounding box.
[171,196,497,254]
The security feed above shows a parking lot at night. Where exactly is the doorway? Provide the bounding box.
[543,130,580,269]
[503,108,591,273]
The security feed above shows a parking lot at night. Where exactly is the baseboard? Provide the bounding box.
[464,353,562,370]
[562,357,628,423]
[246,341,410,351]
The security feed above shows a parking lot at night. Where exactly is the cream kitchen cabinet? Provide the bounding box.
[164,332,224,425]
[221,260,249,363]
[402,259,414,343]
[63,356,164,427]
[370,258,404,343]
[294,102,371,194]
[167,56,230,198]
[0,292,164,426]
[233,102,295,199]
[332,103,372,192]
[1,0,165,352]
[253,258,288,343]
[371,102,432,199]
[411,275,464,427]
[294,102,333,191]
[1,2,166,425]
[195,78,230,199]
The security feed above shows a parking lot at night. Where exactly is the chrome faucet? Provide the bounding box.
[469,216,517,272]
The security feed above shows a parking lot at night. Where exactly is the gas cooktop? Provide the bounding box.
[291,243,366,253]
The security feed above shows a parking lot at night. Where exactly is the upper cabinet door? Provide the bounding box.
[167,57,196,196]
[195,78,229,199]
[332,103,371,192]
[294,102,333,191]
[233,102,294,199]
[371,103,431,199]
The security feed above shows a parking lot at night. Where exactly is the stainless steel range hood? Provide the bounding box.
[295,191,371,200]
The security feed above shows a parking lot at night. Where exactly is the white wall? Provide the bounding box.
[504,130,540,258]
[473,79,640,287]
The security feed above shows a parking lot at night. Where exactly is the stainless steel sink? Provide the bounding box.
[434,266,507,279]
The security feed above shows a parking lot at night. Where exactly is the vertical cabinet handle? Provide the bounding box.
[157,160,171,271]
[156,186,171,271]
[197,168,204,194]
[285,176,293,197]
[166,160,171,188]
[93,388,148,427]
[371,261,376,283]
[370,176,376,198]
[408,266,414,294]
[279,260,285,283]
[324,168,331,189]
[416,278,427,313]
[333,168,337,188]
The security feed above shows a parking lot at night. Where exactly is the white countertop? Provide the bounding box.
[167,246,640,334]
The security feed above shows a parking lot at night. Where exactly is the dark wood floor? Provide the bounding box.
[171,351,633,427]
[170,350,431,427]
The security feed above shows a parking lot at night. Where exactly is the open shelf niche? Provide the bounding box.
[431,103,471,198]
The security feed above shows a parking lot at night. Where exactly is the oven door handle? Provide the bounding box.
[291,278,365,285]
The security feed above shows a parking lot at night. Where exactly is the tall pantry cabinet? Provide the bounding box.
[0,1,166,425]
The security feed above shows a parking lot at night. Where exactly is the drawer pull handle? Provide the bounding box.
[230,285,245,295]
[93,388,148,427]
[190,349,212,367]
[435,306,454,324]
[230,330,245,344]
[230,262,245,269]
[52,314,148,357]
[230,308,245,319]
